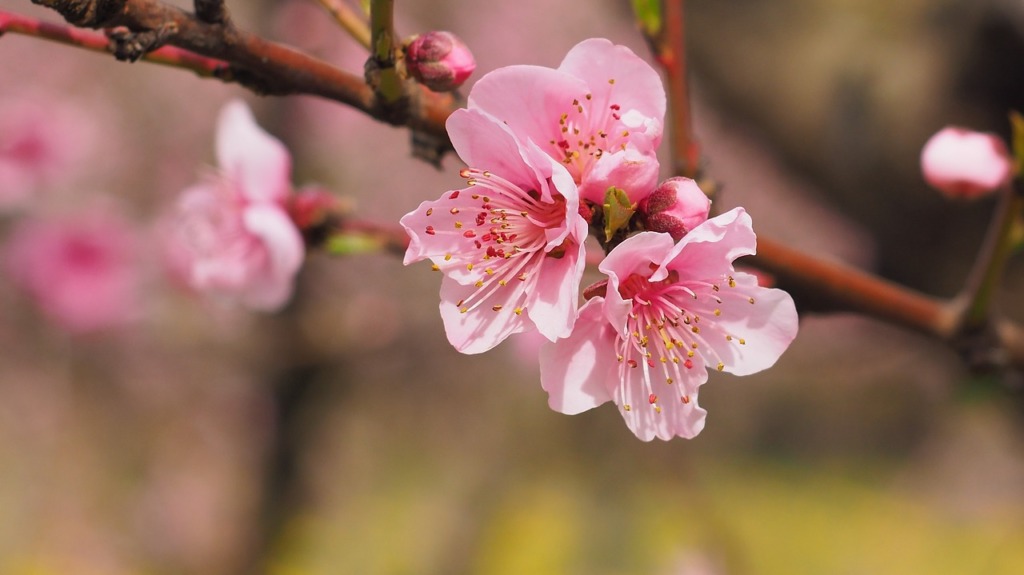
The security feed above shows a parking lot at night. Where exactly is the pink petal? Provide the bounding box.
[614,364,708,441]
[576,146,660,205]
[447,107,567,203]
[526,232,587,342]
[438,275,530,354]
[698,272,798,376]
[662,208,756,282]
[539,299,616,414]
[466,65,590,156]
[216,100,292,204]
[240,204,305,310]
[558,38,666,148]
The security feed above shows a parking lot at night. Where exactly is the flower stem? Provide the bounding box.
[313,0,371,50]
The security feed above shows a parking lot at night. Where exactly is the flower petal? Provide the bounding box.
[558,38,666,148]
[216,100,292,204]
[438,275,529,354]
[240,204,305,310]
[539,298,617,414]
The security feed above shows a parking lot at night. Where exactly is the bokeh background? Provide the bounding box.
[1,0,1024,573]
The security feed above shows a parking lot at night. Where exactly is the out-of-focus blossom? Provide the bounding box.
[165,100,304,311]
[920,126,1012,199]
[401,108,587,353]
[0,94,96,211]
[467,38,664,204]
[5,212,141,334]
[405,31,476,92]
[540,209,798,441]
[639,177,711,241]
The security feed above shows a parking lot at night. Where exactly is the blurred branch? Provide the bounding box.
[640,0,701,180]
[27,0,456,144]
[312,0,371,49]
[958,180,1024,331]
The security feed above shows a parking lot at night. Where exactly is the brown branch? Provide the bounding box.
[0,9,228,77]
[29,0,455,143]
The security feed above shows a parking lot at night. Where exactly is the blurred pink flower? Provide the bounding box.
[920,126,1012,199]
[401,108,587,353]
[5,212,140,334]
[0,94,96,210]
[540,209,798,441]
[639,177,712,241]
[405,31,476,92]
[165,100,304,311]
[467,38,664,204]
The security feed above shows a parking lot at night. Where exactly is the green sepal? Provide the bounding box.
[632,0,663,37]
[603,186,636,242]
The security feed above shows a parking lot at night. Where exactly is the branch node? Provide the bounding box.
[106,21,178,62]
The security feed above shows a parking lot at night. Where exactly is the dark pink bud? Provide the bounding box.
[638,177,711,241]
[405,31,476,92]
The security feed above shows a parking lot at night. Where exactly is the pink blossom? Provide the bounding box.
[639,177,712,241]
[401,108,588,353]
[405,31,476,92]
[467,38,665,204]
[0,94,96,211]
[920,126,1012,199]
[540,209,798,441]
[165,100,304,311]
[5,212,140,334]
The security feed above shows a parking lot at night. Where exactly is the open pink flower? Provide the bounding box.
[467,38,665,204]
[401,108,588,353]
[920,126,1012,199]
[165,100,304,311]
[540,209,798,441]
[5,212,140,334]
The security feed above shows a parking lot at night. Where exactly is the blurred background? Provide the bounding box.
[1,0,1023,573]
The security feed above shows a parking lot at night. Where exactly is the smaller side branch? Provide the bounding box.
[313,0,371,50]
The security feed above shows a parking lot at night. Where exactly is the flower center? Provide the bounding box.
[422,168,569,317]
[546,81,632,182]
[614,269,753,414]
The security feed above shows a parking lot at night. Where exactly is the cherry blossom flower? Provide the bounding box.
[164,100,304,311]
[920,126,1012,199]
[401,108,588,354]
[5,212,141,334]
[540,208,798,441]
[466,38,665,204]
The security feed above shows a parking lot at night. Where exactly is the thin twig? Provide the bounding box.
[312,0,371,49]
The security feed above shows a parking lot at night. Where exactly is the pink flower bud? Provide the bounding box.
[405,31,476,92]
[920,126,1012,199]
[638,177,711,241]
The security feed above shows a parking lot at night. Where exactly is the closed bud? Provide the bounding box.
[638,177,711,241]
[405,31,476,92]
[920,126,1012,199]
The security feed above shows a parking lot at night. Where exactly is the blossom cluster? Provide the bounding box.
[402,39,800,441]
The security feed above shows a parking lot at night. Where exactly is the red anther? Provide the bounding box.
[648,393,657,404]
[425,226,436,235]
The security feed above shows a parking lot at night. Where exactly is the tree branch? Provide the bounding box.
[30,0,456,143]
